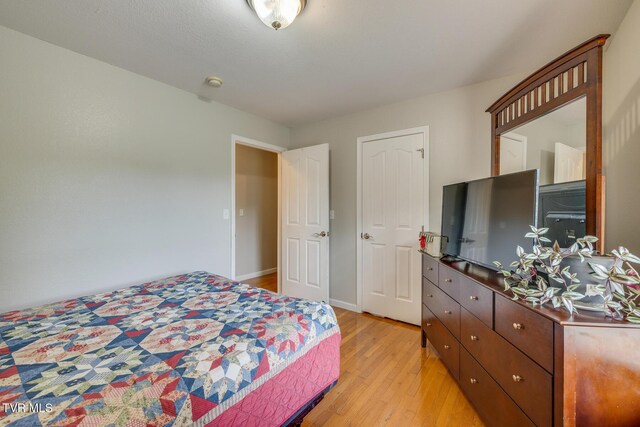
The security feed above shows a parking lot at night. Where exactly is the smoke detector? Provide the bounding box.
[206,76,223,88]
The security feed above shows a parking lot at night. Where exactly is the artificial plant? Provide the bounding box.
[494,226,640,323]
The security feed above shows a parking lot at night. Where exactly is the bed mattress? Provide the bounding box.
[0,272,340,426]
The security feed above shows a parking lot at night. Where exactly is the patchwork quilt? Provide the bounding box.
[0,272,340,426]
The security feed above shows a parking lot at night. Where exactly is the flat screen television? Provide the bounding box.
[441,182,467,258]
[441,170,539,270]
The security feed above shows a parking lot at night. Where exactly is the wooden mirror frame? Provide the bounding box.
[486,35,609,251]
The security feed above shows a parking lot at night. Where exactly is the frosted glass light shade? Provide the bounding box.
[247,0,306,30]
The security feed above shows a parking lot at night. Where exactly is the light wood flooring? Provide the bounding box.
[244,273,484,427]
[243,273,278,293]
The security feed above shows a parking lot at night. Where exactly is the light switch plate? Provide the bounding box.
[239,209,244,217]
[223,209,230,220]
[330,210,335,220]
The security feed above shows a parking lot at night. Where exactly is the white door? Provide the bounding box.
[361,133,424,325]
[281,144,330,302]
[554,142,585,183]
[500,133,528,174]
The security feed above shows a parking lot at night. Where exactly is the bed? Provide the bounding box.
[0,272,341,426]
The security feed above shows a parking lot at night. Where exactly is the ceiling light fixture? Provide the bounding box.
[246,0,307,30]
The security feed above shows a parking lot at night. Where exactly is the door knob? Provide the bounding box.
[361,233,373,240]
[313,231,328,238]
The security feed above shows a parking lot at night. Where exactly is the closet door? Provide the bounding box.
[361,133,424,325]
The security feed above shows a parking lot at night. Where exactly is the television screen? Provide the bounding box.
[440,170,539,269]
[441,182,467,258]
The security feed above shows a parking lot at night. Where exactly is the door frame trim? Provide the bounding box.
[231,135,286,293]
[356,126,430,313]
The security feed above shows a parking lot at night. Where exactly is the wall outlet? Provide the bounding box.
[330,210,335,220]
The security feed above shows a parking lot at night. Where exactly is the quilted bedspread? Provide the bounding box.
[0,272,340,426]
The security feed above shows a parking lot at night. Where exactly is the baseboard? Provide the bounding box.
[329,299,360,313]
[235,268,277,282]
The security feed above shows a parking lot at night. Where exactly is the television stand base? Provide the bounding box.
[440,255,464,263]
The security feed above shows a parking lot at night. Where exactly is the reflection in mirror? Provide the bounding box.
[499,97,587,247]
[499,97,586,185]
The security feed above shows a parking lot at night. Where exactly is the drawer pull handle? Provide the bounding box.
[444,310,452,315]
[445,279,453,283]
[470,335,479,341]
[443,345,451,350]
[426,323,432,327]
[470,378,478,384]
[428,267,434,271]
[512,375,524,383]
[469,296,479,301]
[427,294,433,298]
[513,323,524,330]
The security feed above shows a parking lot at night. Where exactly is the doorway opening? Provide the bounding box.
[231,135,286,293]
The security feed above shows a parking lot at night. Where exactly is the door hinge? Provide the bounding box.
[417,148,424,158]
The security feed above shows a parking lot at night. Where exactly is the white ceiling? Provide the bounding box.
[0,0,632,126]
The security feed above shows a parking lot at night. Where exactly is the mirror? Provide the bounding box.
[487,35,609,251]
[499,98,586,247]
[500,97,586,185]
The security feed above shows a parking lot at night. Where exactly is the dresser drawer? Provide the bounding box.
[460,348,535,427]
[495,294,554,373]
[422,254,439,284]
[422,303,437,332]
[459,275,494,328]
[425,305,460,380]
[461,308,552,427]
[438,265,461,300]
[423,277,460,339]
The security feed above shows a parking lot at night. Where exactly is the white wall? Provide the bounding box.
[604,0,640,255]
[235,144,278,277]
[289,0,640,307]
[0,26,289,312]
[289,74,526,305]
[3,2,638,314]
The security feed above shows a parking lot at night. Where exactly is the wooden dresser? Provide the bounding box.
[421,253,640,427]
